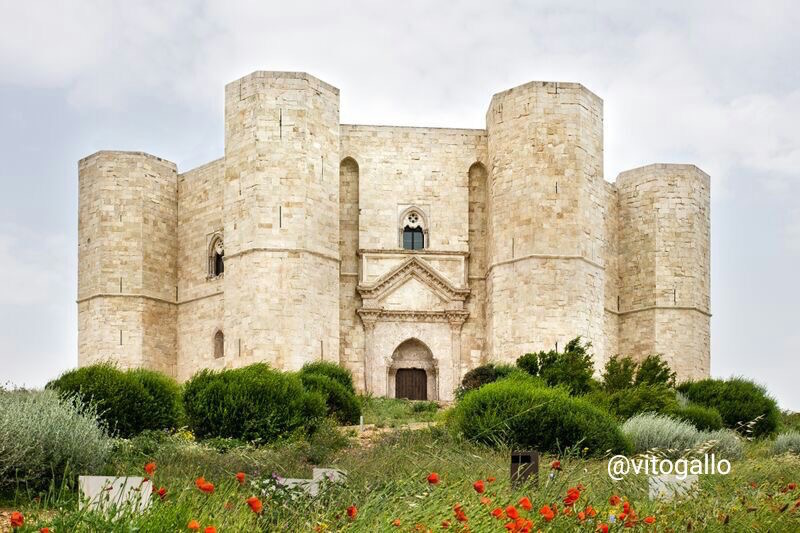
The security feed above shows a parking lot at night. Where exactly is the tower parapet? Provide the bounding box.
[77,151,178,375]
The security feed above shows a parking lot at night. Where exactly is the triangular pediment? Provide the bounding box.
[357,256,470,304]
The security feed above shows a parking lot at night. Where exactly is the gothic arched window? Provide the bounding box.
[399,208,428,250]
[403,226,425,250]
[208,235,224,278]
[214,330,224,359]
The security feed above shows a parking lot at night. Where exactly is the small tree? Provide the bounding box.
[515,337,595,395]
[602,355,637,392]
[635,354,676,387]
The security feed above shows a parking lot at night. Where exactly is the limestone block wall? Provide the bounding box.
[222,72,340,372]
[77,151,178,375]
[176,158,225,380]
[617,164,711,380]
[601,181,620,364]
[486,81,606,363]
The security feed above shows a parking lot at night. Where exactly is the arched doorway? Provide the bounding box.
[389,338,437,401]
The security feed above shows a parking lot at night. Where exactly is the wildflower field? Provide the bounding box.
[3,425,800,532]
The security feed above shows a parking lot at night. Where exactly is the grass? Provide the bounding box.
[5,425,800,531]
[359,396,441,427]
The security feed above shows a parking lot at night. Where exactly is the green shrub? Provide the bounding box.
[47,363,181,437]
[675,404,724,431]
[622,413,701,454]
[299,373,361,425]
[0,389,112,490]
[772,431,800,455]
[127,368,183,430]
[450,379,630,455]
[601,355,637,392]
[586,384,679,420]
[634,354,677,387]
[515,337,595,395]
[299,361,355,394]
[677,378,779,437]
[459,364,500,395]
[306,418,350,464]
[183,363,326,443]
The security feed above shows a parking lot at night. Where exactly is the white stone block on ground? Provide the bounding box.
[78,476,152,513]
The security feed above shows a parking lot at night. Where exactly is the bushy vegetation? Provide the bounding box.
[47,363,182,437]
[600,354,675,391]
[516,337,595,395]
[0,389,112,490]
[674,404,724,431]
[601,355,638,392]
[183,363,326,443]
[622,413,701,454]
[456,363,528,398]
[772,431,800,456]
[621,413,743,459]
[585,384,679,420]
[361,397,440,427]
[450,378,631,455]
[299,361,356,394]
[678,378,780,437]
[634,354,677,387]
[299,372,361,425]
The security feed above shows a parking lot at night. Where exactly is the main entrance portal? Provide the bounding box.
[395,368,428,400]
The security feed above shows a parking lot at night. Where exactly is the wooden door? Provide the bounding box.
[396,369,427,400]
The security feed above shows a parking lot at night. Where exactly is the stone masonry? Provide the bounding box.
[77,71,711,401]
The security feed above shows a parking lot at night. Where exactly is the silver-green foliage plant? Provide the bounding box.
[622,413,744,460]
[772,430,800,456]
[0,388,113,489]
[622,413,700,454]
[697,429,744,460]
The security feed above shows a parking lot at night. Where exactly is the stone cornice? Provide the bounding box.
[358,308,469,324]
[225,246,339,263]
[358,248,469,258]
[604,305,712,317]
[488,253,604,273]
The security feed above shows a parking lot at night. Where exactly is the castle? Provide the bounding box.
[77,71,711,401]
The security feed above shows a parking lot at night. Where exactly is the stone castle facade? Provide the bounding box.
[78,71,711,401]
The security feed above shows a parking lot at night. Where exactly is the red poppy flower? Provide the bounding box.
[609,495,621,506]
[347,505,358,519]
[204,527,216,533]
[578,510,587,521]
[455,508,468,522]
[519,496,532,511]
[236,472,246,485]
[392,519,402,527]
[564,487,580,506]
[441,520,451,528]
[487,476,496,483]
[144,462,156,476]
[585,505,597,518]
[539,505,555,522]
[644,516,655,524]
[597,524,609,533]
[506,505,520,520]
[789,483,797,490]
[157,486,167,500]
[504,523,516,531]
[9,512,24,528]
[473,480,485,494]
[40,529,50,533]
[491,508,504,519]
[622,500,630,512]
[246,496,263,514]
[427,472,440,484]
[195,477,206,488]
[550,460,562,471]
[480,496,492,505]
[187,520,200,530]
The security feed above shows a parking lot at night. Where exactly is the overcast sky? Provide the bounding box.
[1,1,798,409]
